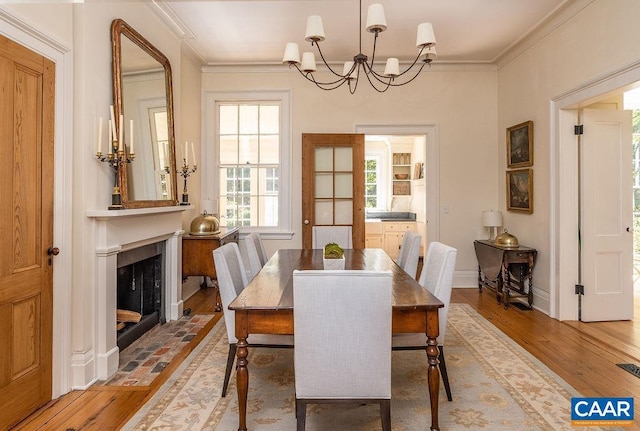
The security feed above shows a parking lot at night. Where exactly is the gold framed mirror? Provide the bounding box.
[111,18,178,208]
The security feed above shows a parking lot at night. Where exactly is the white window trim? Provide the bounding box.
[364,151,387,211]
[202,90,293,239]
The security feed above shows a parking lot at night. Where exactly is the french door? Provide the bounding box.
[301,134,365,249]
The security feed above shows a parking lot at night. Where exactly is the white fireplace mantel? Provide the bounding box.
[83,205,191,383]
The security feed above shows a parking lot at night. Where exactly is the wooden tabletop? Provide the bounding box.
[229,248,443,312]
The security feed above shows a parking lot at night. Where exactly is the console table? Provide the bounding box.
[473,240,537,309]
[182,227,239,311]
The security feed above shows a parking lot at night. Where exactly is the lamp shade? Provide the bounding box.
[342,61,356,79]
[301,52,317,72]
[416,22,436,48]
[423,47,437,63]
[365,3,387,33]
[283,42,300,64]
[482,210,503,227]
[383,58,400,77]
[305,15,325,42]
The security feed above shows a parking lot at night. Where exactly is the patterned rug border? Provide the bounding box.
[123,303,624,431]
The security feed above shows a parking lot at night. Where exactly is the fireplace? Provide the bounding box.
[85,206,187,384]
[116,241,165,351]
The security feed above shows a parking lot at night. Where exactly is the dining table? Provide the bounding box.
[228,248,445,431]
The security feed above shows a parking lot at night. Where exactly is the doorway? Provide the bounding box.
[355,124,439,246]
[553,67,640,322]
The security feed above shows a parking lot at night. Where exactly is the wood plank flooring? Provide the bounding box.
[12,287,640,430]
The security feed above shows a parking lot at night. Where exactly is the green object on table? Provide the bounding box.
[323,242,344,259]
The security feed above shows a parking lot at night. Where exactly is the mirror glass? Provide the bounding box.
[112,19,178,208]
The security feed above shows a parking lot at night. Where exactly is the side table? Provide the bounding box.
[182,227,239,311]
[473,240,537,309]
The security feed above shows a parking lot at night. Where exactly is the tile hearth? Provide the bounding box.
[100,314,213,387]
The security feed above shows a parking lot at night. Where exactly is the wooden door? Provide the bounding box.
[580,108,633,321]
[0,34,55,429]
[302,134,365,249]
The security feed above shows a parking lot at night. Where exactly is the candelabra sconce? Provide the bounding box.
[96,145,135,209]
[179,158,197,205]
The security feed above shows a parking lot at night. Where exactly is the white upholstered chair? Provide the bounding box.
[396,231,422,280]
[392,241,457,401]
[245,232,268,280]
[213,242,293,397]
[293,270,392,431]
[311,225,353,249]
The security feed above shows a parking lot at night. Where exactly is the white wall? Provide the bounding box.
[497,0,640,315]
[201,67,500,273]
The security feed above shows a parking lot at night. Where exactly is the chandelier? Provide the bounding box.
[282,1,437,94]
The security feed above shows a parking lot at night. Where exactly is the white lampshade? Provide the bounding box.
[416,22,436,48]
[342,61,356,79]
[423,47,437,63]
[383,58,399,77]
[482,210,503,227]
[301,52,317,72]
[201,199,217,216]
[282,42,300,64]
[366,3,387,33]
[305,15,326,42]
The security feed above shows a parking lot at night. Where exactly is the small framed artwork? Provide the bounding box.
[507,120,533,168]
[506,168,533,213]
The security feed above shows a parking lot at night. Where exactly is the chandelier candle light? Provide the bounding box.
[96,105,135,209]
[282,0,437,93]
[178,141,197,205]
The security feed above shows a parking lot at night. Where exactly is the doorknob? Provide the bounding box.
[304,220,309,225]
[47,247,60,256]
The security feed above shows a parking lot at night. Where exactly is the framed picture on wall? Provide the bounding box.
[507,120,533,168]
[506,168,533,213]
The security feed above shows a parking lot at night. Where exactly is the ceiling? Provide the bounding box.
[152,0,569,66]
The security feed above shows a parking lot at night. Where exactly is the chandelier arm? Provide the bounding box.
[367,31,379,69]
[306,71,351,91]
[387,62,429,86]
[361,62,392,93]
[367,46,426,80]
[314,42,346,78]
[289,63,349,87]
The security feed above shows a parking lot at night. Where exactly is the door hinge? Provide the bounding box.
[575,284,584,295]
[574,125,584,135]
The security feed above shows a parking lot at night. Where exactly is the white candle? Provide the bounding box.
[108,119,112,153]
[109,105,117,141]
[118,114,124,150]
[191,142,196,166]
[129,119,134,153]
[184,141,189,165]
[98,117,103,154]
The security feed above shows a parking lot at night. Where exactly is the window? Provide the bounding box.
[365,157,379,209]
[204,91,291,237]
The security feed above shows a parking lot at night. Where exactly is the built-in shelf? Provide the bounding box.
[392,152,411,196]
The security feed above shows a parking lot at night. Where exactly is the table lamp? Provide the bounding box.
[482,210,503,241]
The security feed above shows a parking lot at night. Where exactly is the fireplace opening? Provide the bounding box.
[116,241,166,351]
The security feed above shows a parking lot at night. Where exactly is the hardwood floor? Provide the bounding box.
[12,287,640,430]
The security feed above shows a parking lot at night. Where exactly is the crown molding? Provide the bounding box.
[495,0,595,69]
[201,61,497,74]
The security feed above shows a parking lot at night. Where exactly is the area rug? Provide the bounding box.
[99,314,213,387]
[122,304,621,430]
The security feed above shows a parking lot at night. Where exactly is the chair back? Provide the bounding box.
[418,242,457,343]
[396,231,422,279]
[245,232,268,280]
[312,225,353,249]
[293,270,392,399]
[213,242,249,343]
